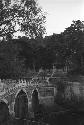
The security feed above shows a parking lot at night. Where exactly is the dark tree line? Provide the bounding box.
[0,20,84,79]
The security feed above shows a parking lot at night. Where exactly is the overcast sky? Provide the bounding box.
[38,0,84,35]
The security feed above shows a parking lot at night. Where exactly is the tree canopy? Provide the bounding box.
[0,20,84,79]
[0,0,46,40]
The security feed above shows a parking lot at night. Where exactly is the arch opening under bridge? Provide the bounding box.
[14,89,28,119]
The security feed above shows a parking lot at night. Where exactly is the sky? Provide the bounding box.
[38,0,84,36]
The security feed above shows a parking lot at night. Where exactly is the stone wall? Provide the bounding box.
[54,81,84,109]
[0,79,55,114]
[2,78,84,112]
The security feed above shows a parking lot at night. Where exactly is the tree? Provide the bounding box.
[44,33,66,69]
[63,20,84,74]
[0,0,46,40]
[0,40,26,79]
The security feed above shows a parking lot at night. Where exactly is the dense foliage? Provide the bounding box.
[0,0,46,40]
[0,20,84,78]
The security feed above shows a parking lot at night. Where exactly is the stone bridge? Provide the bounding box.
[0,82,56,115]
[1,77,83,117]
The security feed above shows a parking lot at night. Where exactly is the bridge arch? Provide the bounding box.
[31,88,39,97]
[15,88,28,99]
[1,98,8,105]
[0,100,9,123]
[14,89,28,119]
[32,88,39,115]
